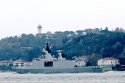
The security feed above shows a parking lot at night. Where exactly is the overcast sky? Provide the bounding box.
[0,0,125,38]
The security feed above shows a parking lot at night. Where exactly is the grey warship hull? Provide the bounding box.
[14,66,112,74]
[13,42,112,74]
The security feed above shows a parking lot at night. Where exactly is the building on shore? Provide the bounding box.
[0,60,13,66]
[13,59,31,67]
[73,56,88,67]
[98,57,119,67]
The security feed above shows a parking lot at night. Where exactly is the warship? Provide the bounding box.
[13,42,112,74]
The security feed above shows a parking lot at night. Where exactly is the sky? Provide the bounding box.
[0,0,125,38]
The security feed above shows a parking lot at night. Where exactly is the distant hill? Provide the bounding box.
[0,28,125,65]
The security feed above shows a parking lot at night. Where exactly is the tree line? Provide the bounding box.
[0,28,125,65]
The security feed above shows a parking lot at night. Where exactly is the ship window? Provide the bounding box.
[21,63,24,66]
[44,61,53,67]
[15,63,18,67]
[34,58,40,61]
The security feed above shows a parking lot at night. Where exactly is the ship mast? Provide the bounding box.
[45,42,51,53]
[45,31,51,53]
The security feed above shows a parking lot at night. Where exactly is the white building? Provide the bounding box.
[37,24,42,34]
[13,59,31,67]
[0,60,13,66]
[74,56,88,67]
[98,57,119,66]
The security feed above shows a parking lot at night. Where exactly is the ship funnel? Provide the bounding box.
[57,50,66,60]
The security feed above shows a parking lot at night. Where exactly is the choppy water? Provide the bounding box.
[0,71,125,83]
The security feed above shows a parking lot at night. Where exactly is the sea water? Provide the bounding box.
[0,71,125,83]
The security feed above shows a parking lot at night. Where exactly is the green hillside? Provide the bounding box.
[0,28,125,65]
